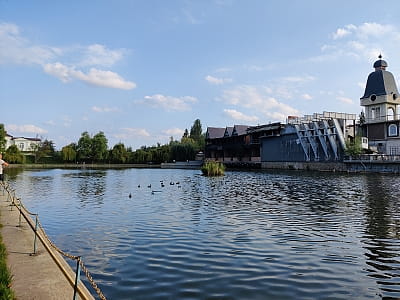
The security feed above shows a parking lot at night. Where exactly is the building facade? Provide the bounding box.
[5,134,41,152]
[360,56,400,155]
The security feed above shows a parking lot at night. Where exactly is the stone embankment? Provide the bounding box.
[0,188,94,300]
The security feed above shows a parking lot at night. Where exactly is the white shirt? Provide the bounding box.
[0,159,4,174]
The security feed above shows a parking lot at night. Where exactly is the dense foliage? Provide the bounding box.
[345,136,363,156]
[0,125,6,154]
[4,145,25,164]
[0,119,205,165]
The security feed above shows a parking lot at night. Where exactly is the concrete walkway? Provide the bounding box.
[0,189,94,300]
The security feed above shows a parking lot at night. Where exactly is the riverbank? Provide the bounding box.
[5,163,161,169]
[5,159,400,174]
[0,188,94,299]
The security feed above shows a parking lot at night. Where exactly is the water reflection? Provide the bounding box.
[68,171,107,207]
[7,169,400,299]
[363,175,400,299]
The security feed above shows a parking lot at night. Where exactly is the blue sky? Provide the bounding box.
[2,0,400,150]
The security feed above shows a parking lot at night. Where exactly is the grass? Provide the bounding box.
[201,161,225,176]
[0,224,14,300]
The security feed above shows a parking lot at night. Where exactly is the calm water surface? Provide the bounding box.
[6,168,400,299]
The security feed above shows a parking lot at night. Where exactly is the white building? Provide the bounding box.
[5,133,42,152]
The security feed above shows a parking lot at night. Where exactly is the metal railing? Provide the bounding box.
[344,154,400,162]
[1,182,107,300]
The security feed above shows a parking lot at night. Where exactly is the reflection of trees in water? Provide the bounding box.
[4,167,24,180]
[363,175,400,299]
[74,171,107,207]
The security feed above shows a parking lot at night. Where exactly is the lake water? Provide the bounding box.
[5,168,400,299]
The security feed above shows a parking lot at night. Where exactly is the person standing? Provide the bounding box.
[0,153,9,182]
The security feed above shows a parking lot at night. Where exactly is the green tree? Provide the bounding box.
[182,129,189,139]
[4,145,25,163]
[92,131,108,162]
[189,119,205,151]
[34,139,55,163]
[170,141,196,161]
[345,136,363,156]
[111,143,128,163]
[77,132,92,162]
[189,119,202,143]
[0,124,6,153]
[61,143,77,162]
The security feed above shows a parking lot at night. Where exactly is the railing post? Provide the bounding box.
[33,214,38,255]
[73,257,81,300]
[18,200,22,227]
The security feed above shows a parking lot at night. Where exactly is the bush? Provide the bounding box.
[201,161,225,176]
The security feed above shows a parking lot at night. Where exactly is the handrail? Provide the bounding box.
[1,182,106,300]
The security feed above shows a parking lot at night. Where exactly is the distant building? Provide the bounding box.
[360,56,400,155]
[5,133,41,152]
[260,112,356,163]
[205,112,356,167]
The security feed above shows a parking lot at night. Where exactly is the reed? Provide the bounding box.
[201,161,225,176]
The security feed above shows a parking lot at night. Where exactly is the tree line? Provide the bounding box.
[0,119,205,164]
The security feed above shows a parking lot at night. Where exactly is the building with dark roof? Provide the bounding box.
[360,56,400,154]
[5,134,42,152]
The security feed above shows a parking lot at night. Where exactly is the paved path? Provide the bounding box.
[0,189,94,300]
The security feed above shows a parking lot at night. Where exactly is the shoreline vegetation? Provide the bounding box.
[201,161,225,176]
[0,224,14,300]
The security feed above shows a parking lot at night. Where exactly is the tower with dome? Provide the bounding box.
[360,55,400,154]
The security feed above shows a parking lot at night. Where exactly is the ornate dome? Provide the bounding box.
[373,55,388,69]
[373,59,388,69]
[361,56,399,99]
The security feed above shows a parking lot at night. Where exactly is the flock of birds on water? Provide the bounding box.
[128,180,181,198]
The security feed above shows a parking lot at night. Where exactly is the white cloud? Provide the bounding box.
[92,106,120,113]
[337,96,353,104]
[302,93,313,100]
[223,109,259,122]
[317,22,400,63]
[163,128,185,137]
[6,124,47,135]
[79,44,125,67]
[141,94,197,111]
[332,27,352,40]
[44,63,136,89]
[0,22,135,90]
[205,75,232,85]
[114,128,151,139]
[282,75,315,83]
[219,85,299,122]
[0,22,58,65]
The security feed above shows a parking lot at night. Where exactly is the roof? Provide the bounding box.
[224,127,233,137]
[206,127,225,139]
[373,59,388,69]
[11,137,41,142]
[361,69,399,99]
[248,123,281,133]
[232,125,249,136]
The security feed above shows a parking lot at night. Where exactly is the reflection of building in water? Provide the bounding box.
[363,175,400,298]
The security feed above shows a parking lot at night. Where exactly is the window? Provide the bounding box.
[388,124,398,137]
[371,107,381,120]
[19,143,24,150]
[388,107,395,121]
